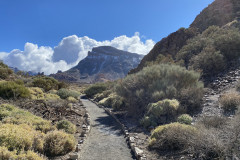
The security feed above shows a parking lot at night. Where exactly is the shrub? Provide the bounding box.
[84,83,108,98]
[44,130,76,156]
[0,62,13,79]
[149,123,198,150]
[17,151,46,160]
[177,114,192,125]
[0,146,15,159]
[189,46,225,76]
[219,92,240,112]
[0,104,53,133]
[0,81,30,99]
[0,147,46,160]
[141,99,180,128]
[0,124,36,152]
[57,88,80,99]
[197,116,227,129]
[67,96,78,103]
[116,64,204,116]
[149,123,224,159]
[93,90,112,102]
[56,120,76,134]
[32,76,64,91]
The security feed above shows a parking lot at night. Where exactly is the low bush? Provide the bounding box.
[32,76,65,91]
[57,88,80,99]
[0,81,30,99]
[149,123,224,159]
[17,150,46,160]
[0,146,15,159]
[149,123,197,150]
[93,90,112,102]
[56,120,76,134]
[44,130,76,156]
[197,116,227,129]
[84,83,109,98]
[0,104,53,133]
[0,147,46,160]
[0,124,37,152]
[177,114,192,125]
[67,96,78,103]
[0,62,13,79]
[141,99,179,128]
[116,64,204,117]
[219,92,240,112]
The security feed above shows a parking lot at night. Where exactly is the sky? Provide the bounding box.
[0,0,214,74]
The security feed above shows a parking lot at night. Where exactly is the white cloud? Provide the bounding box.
[0,33,155,75]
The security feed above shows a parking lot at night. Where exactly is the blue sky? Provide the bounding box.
[0,0,214,74]
[0,0,213,52]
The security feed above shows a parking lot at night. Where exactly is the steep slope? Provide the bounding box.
[130,0,240,74]
[51,46,143,83]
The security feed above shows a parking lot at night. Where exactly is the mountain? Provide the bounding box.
[51,46,143,83]
[129,0,240,74]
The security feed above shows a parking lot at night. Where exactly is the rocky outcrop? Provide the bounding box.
[51,46,143,83]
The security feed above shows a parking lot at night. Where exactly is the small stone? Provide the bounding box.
[82,124,87,129]
[69,152,79,160]
[78,140,84,144]
[129,137,135,143]
[134,147,143,157]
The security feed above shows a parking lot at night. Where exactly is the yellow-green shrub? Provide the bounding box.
[56,120,76,134]
[29,87,60,100]
[16,150,46,160]
[140,99,179,128]
[0,124,36,152]
[0,81,30,99]
[0,146,15,159]
[0,104,53,133]
[0,147,46,160]
[177,114,193,125]
[44,130,76,156]
[220,92,240,112]
[67,96,78,103]
[149,123,197,150]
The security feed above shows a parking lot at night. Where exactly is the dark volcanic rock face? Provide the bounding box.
[51,46,143,83]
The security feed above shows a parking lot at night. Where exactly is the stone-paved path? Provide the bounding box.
[79,98,134,160]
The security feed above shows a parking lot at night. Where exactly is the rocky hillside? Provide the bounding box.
[51,46,143,83]
[130,0,240,74]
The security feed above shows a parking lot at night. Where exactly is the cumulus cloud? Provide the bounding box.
[0,33,155,75]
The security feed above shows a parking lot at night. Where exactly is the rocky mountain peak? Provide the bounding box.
[51,46,143,83]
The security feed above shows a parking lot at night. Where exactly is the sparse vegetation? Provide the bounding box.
[177,26,240,77]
